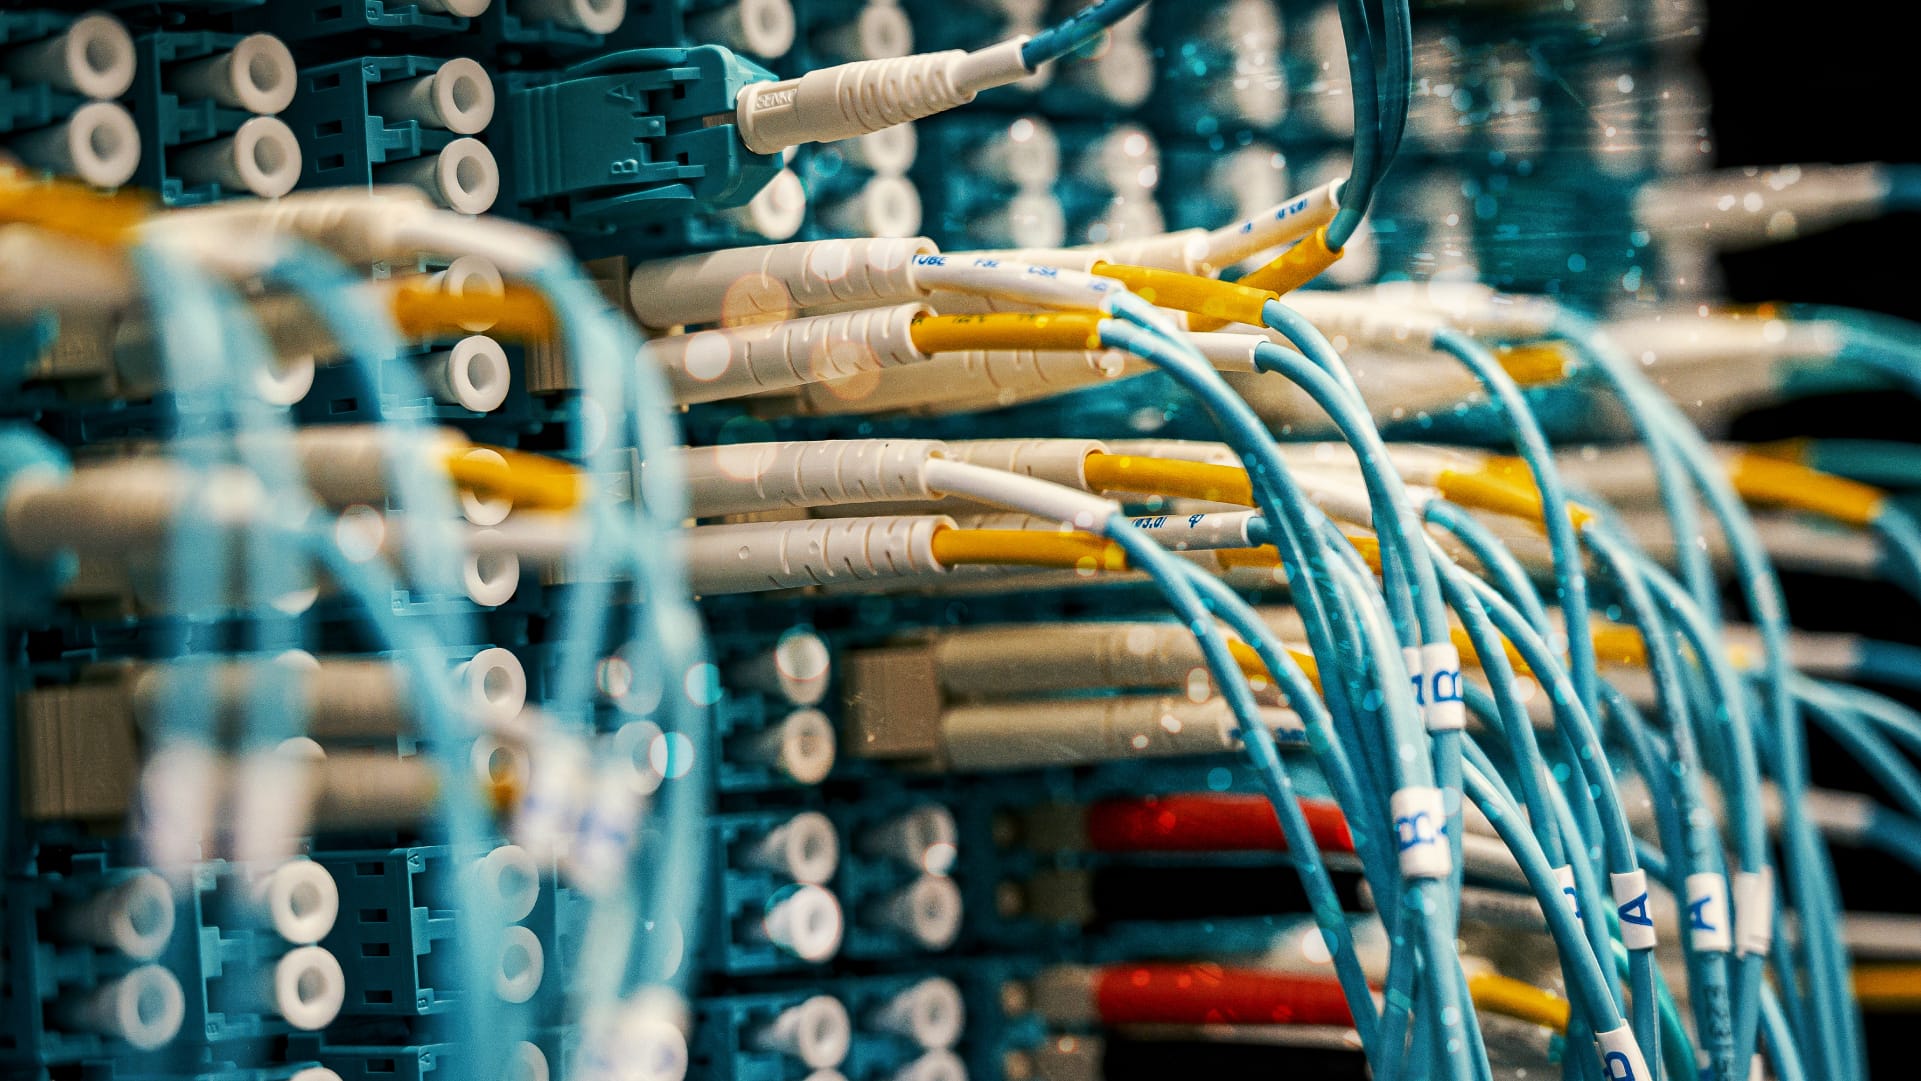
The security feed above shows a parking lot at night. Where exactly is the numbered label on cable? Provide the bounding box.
[1391,786,1451,879]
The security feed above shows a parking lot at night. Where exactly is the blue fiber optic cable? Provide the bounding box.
[1623,495,1795,1077]
[1101,522,1388,1064]
[266,246,522,1069]
[1558,311,1857,1081]
[1166,558,1385,1056]
[1818,681,1921,759]
[1462,761,1633,1069]
[1327,0,1383,251]
[1430,324,1600,726]
[527,262,713,1019]
[1020,0,1152,69]
[1422,499,1553,635]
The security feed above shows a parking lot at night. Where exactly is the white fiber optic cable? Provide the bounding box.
[629,236,933,328]
[141,186,564,275]
[1634,163,1903,251]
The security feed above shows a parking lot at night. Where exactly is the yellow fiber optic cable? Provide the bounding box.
[1223,227,1344,303]
[387,279,557,340]
[1725,452,1886,527]
[0,169,150,245]
[928,528,1132,573]
[1082,452,1256,506]
[1468,972,1571,1032]
[1494,342,1575,387]
[1091,263,1276,328]
[443,444,585,510]
[908,311,1106,354]
[1854,964,1921,1011]
[1434,468,1598,531]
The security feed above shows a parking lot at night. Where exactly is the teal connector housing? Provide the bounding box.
[498,46,781,234]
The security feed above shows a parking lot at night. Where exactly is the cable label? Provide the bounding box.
[1552,864,1582,923]
[1391,786,1450,879]
[1732,867,1774,957]
[1610,869,1657,950]
[1684,872,1732,953]
[1594,1025,1650,1081]
[1402,643,1466,731]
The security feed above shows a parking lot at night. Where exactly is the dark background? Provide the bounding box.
[1705,2,1921,1072]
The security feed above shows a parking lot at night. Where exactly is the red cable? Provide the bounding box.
[1083,794,1355,854]
[1093,963,1355,1027]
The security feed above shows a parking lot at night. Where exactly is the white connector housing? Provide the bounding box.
[795,346,1132,417]
[517,0,628,33]
[729,628,834,706]
[265,946,347,1030]
[628,236,935,329]
[168,34,298,114]
[61,872,176,959]
[754,995,852,1068]
[172,116,303,199]
[946,439,1104,493]
[372,58,497,135]
[60,965,185,1050]
[862,805,958,875]
[680,438,944,518]
[423,335,512,412]
[762,883,845,962]
[743,707,839,784]
[748,810,841,884]
[495,925,545,1002]
[689,0,798,59]
[253,859,340,944]
[10,102,141,189]
[5,14,136,100]
[649,303,930,404]
[474,844,542,922]
[688,514,952,594]
[735,39,1030,155]
[871,977,965,1050]
[380,137,501,215]
[871,875,962,950]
